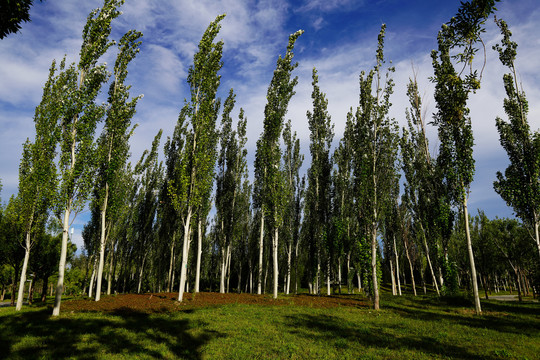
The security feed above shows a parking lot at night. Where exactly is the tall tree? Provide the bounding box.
[492,17,540,262]
[169,14,225,302]
[94,29,142,302]
[254,30,303,299]
[353,24,398,310]
[305,68,334,295]
[333,111,356,294]
[15,60,59,310]
[215,90,248,293]
[281,119,303,295]
[52,0,125,316]
[431,0,499,314]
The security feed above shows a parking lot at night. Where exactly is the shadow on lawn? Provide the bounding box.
[0,307,220,360]
[383,296,540,337]
[285,312,505,360]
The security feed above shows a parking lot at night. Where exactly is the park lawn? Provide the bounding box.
[0,292,538,359]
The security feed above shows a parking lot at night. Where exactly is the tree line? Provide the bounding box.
[0,0,538,316]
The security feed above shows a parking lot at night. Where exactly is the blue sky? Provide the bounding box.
[1,0,540,250]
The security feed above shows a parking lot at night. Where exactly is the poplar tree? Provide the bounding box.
[333,111,356,293]
[254,30,303,299]
[431,0,499,314]
[94,29,142,302]
[353,24,398,310]
[281,119,303,294]
[305,68,334,295]
[52,0,125,316]
[15,61,58,311]
[493,18,540,262]
[216,90,248,293]
[401,78,443,296]
[169,14,225,302]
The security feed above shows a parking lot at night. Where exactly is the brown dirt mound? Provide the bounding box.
[62,292,368,314]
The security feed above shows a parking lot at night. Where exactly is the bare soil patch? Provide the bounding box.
[62,292,368,314]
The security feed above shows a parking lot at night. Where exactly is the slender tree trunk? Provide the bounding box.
[41,276,48,302]
[534,220,540,263]
[95,183,109,301]
[403,237,417,296]
[26,277,33,304]
[52,207,71,316]
[338,256,342,295]
[16,232,31,311]
[178,208,193,301]
[258,214,264,295]
[226,245,231,293]
[326,255,331,296]
[88,255,98,298]
[463,198,481,314]
[107,241,115,295]
[294,234,300,294]
[195,218,203,293]
[286,242,292,295]
[390,258,396,296]
[371,223,379,310]
[273,226,279,299]
[393,235,402,296]
[220,244,226,293]
[357,271,362,292]
[168,232,176,292]
[420,225,440,296]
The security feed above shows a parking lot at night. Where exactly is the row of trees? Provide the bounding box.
[1,0,539,316]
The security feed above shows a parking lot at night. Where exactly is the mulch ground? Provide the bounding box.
[62,292,369,314]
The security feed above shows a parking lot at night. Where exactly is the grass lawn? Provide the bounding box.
[0,291,538,359]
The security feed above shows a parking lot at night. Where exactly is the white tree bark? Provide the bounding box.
[463,197,482,314]
[167,232,176,292]
[52,207,70,316]
[257,214,264,295]
[95,183,109,301]
[88,256,97,298]
[273,226,279,299]
[178,208,193,301]
[195,218,202,293]
[16,232,31,311]
[393,235,402,296]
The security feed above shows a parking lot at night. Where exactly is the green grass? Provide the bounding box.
[1,292,539,359]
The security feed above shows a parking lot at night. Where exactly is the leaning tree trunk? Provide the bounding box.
[88,255,98,298]
[404,243,417,296]
[16,231,32,311]
[95,183,109,302]
[463,197,482,314]
[420,224,440,296]
[393,235,402,295]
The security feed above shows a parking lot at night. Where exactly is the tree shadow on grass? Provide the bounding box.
[0,307,221,359]
[284,313,499,360]
[383,297,540,337]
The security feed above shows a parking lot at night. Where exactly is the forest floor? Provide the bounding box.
[1,290,539,359]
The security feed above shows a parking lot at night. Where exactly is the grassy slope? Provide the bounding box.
[0,293,538,359]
